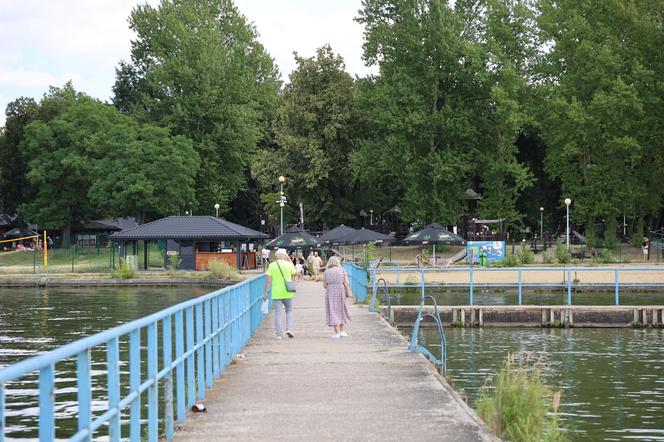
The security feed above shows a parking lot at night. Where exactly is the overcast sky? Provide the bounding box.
[0,0,374,126]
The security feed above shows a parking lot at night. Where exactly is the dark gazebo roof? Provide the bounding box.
[109,216,267,241]
[84,217,139,231]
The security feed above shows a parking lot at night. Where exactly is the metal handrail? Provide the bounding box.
[369,277,388,312]
[371,266,664,306]
[0,275,267,441]
[409,293,447,375]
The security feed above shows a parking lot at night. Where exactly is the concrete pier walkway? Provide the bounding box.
[173,281,494,441]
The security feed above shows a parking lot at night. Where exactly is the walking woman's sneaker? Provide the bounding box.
[339,332,348,337]
[330,333,341,339]
[286,330,295,338]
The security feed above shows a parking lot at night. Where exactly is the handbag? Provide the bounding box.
[276,261,296,293]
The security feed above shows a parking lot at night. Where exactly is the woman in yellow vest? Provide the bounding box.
[263,248,297,339]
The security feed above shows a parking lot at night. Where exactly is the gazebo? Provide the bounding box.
[109,216,267,271]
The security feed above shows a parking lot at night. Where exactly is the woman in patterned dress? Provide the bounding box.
[323,256,352,339]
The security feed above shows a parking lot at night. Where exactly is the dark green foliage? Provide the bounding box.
[18,84,199,243]
[252,45,360,228]
[115,0,281,215]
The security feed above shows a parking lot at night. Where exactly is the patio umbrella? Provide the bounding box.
[403,223,464,266]
[336,228,395,262]
[337,228,395,245]
[264,226,321,250]
[318,224,358,246]
[1,227,37,239]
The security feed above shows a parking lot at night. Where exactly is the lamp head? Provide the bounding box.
[564,198,572,206]
[214,203,220,210]
[539,207,544,212]
[278,175,285,183]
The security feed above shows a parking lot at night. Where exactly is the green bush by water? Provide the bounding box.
[112,258,136,279]
[517,245,535,264]
[555,244,571,264]
[477,353,566,442]
[207,259,240,280]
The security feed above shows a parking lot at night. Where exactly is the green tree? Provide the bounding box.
[20,85,199,244]
[0,97,40,214]
[536,0,664,238]
[113,0,281,216]
[252,45,359,228]
[88,125,199,223]
[354,0,532,226]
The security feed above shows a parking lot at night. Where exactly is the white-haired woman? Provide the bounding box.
[323,256,352,339]
[264,248,296,339]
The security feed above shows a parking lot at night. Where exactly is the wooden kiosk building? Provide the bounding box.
[109,216,267,271]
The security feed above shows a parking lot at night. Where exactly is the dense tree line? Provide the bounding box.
[0,0,662,245]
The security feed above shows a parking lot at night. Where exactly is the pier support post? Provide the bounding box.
[470,309,476,327]
[460,309,465,327]
[479,309,483,327]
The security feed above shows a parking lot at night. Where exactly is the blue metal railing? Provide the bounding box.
[343,262,368,302]
[371,266,664,306]
[0,275,267,442]
[409,293,447,375]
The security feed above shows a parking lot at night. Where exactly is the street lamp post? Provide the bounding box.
[564,198,572,251]
[214,203,220,218]
[370,209,373,226]
[278,176,287,235]
[539,207,544,251]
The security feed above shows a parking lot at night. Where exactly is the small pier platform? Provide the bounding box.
[391,305,664,328]
[173,281,495,441]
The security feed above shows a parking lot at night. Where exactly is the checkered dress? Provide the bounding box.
[324,266,351,326]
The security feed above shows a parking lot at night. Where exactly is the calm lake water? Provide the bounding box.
[0,286,210,440]
[410,327,664,441]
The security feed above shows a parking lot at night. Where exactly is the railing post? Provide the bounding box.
[107,337,121,442]
[147,322,158,442]
[77,350,92,442]
[469,266,474,305]
[420,269,425,306]
[162,316,174,440]
[567,270,572,305]
[129,329,141,441]
[39,364,55,442]
[615,269,620,305]
[518,270,522,306]
[204,300,212,389]
[195,303,205,400]
[211,297,220,380]
[175,311,186,423]
[0,382,5,442]
[185,307,195,409]
[397,262,400,284]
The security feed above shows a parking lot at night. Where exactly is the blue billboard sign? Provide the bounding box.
[466,241,506,263]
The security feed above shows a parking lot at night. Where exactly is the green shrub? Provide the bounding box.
[517,245,535,264]
[112,258,136,279]
[603,234,617,251]
[502,253,520,267]
[207,259,240,280]
[359,243,376,269]
[168,253,182,275]
[592,249,613,264]
[477,353,566,442]
[555,244,571,264]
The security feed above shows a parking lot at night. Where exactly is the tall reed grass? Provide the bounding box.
[477,353,566,442]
